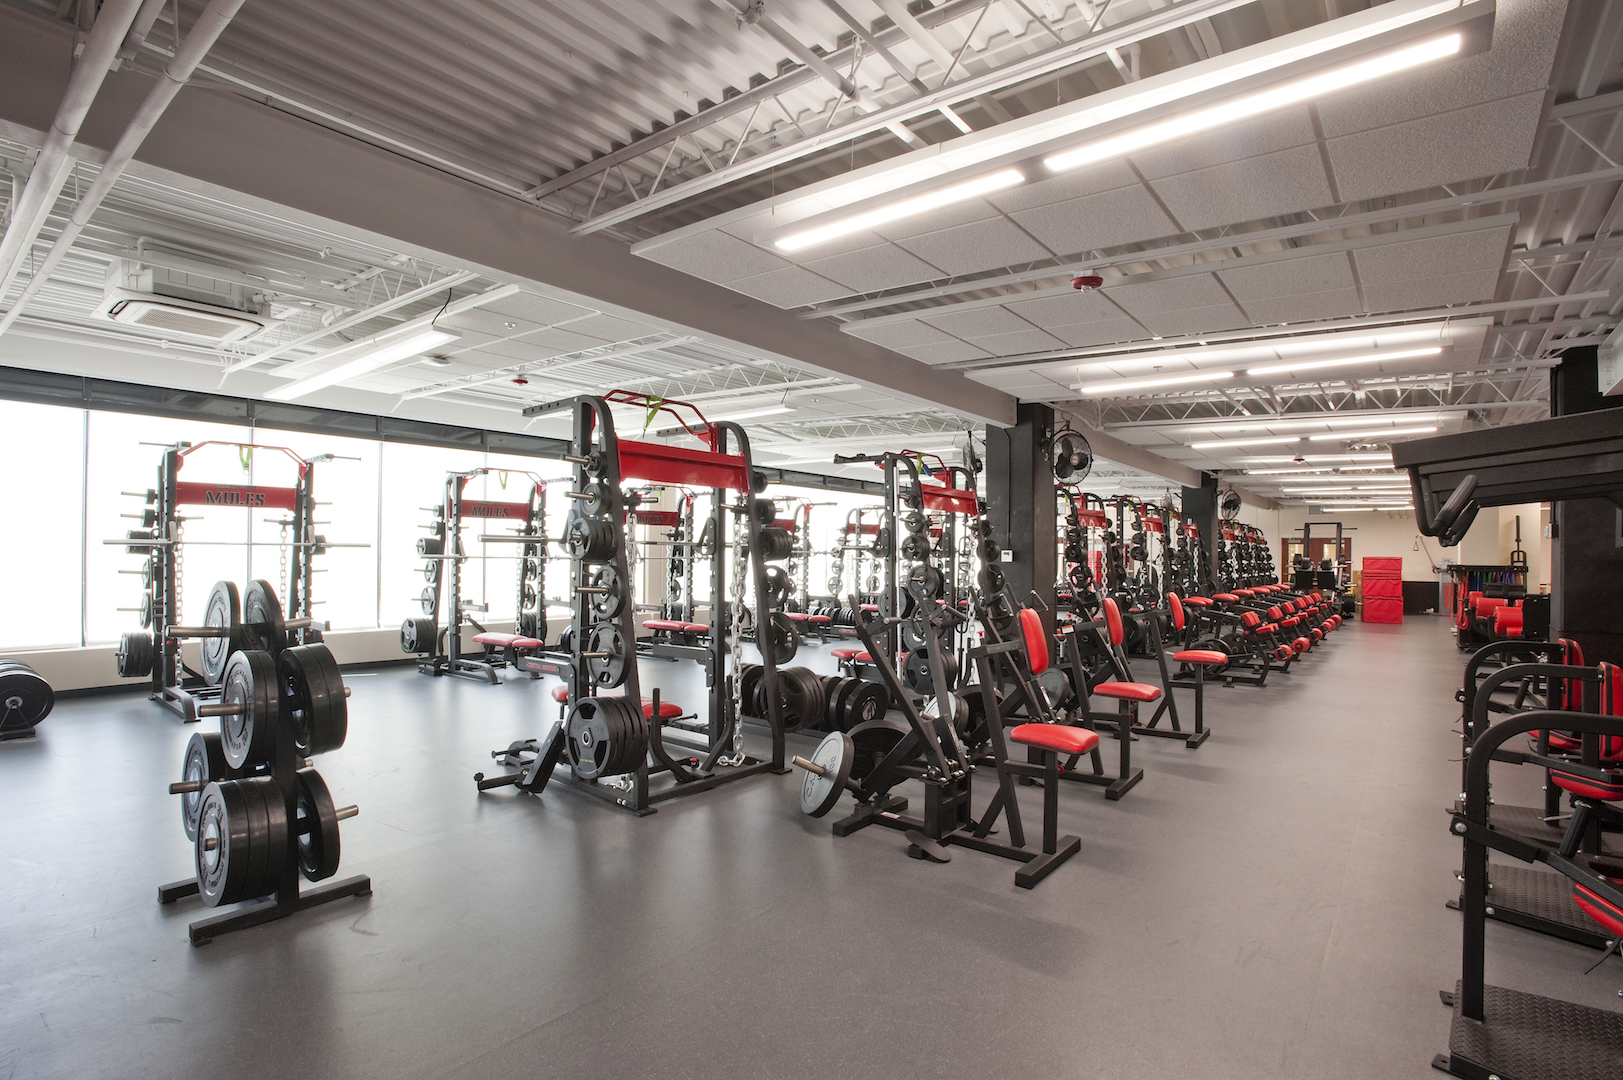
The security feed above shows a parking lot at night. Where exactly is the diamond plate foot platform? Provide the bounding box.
[1434,981,1623,1080]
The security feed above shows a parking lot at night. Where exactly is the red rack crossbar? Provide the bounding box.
[633,510,682,528]
[920,484,977,515]
[460,499,530,520]
[1076,509,1108,529]
[174,482,298,511]
[619,439,750,492]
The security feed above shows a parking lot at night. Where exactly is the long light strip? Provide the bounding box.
[1189,435,1302,449]
[1306,425,1438,441]
[1079,370,1234,395]
[1045,33,1462,172]
[267,327,461,401]
[774,169,1024,252]
[1241,454,1393,463]
[1182,413,1440,434]
[1243,346,1444,377]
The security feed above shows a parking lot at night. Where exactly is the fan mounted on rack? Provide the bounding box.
[1050,427,1093,485]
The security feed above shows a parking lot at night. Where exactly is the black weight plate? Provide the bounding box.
[422,563,437,582]
[762,566,792,608]
[845,716,909,786]
[819,675,844,729]
[420,587,438,616]
[757,527,794,562]
[586,624,629,688]
[977,566,1005,595]
[255,774,291,901]
[557,624,576,654]
[589,565,626,619]
[738,664,763,718]
[242,579,287,654]
[799,731,854,818]
[753,498,776,525]
[768,666,825,733]
[580,483,610,516]
[400,616,436,654]
[116,631,154,679]
[279,643,347,757]
[194,780,251,908]
[180,732,232,842]
[200,580,243,687]
[416,536,443,557]
[295,767,341,882]
[842,681,889,732]
[218,650,278,770]
[763,611,798,665]
[567,517,618,562]
[978,538,1002,563]
[235,774,271,906]
[140,592,153,629]
[828,677,859,732]
[906,563,943,600]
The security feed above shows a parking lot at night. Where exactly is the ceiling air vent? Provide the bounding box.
[94,260,268,344]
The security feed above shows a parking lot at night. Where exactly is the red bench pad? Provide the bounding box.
[642,619,688,632]
[642,699,684,719]
[551,685,569,703]
[473,632,542,648]
[1550,768,1623,801]
[1573,884,1623,938]
[1092,681,1162,701]
[831,647,862,660]
[1182,596,1213,607]
[1009,723,1101,756]
[1174,650,1228,665]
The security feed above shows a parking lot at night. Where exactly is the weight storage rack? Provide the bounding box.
[112,441,361,721]
[476,391,787,814]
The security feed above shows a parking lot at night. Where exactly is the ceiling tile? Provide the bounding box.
[1352,225,1512,286]
[1148,146,1335,232]
[987,159,1140,213]
[483,291,597,326]
[892,216,1053,275]
[723,266,850,308]
[1105,274,1234,316]
[803,242,942,293]
[632,229,789,282]
[1219,251,1357,300]
[842,320,959,349]
[1326,93,1546,204]
[1045,317,1152,348]
[872,199,1000,241]
[1007,185,1178,257]
[441,308,543,337]
[919,304,1037,339]
[966,327,1069,357]
[1131,109,1317,179]
[1236,289,1364,325]
[1004,290,1147,347]
[1129,303,1252,338]
[1360,269,1503,313]
[1315,0,1566,138]
[477,328,609,361]
[896,340,995,364]
[563,312,664,342]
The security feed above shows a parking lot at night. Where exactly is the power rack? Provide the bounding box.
[112,441,362,722]
[476,391,787,814]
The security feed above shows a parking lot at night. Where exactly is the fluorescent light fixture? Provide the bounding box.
[1183,413,1438,434]
[1045,33,1462,172]
[1078,370,1233,395]
[773,169,1024,252]
[1189,436,1303,449]
[1306,426,1438,441]
[268,327,461,401]
[1241,454,1393,463]
[1313,507,1376,512]
[1245,467,1338,475]
[1243,346,1444,377]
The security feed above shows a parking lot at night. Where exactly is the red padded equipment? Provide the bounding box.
[853,651,873,664]
[1009,723,1101,755]
[1092,680,1162,701]
[1213,593,1240,602]
[551,685,569,703]
[1550,768,1623,801]
[1020,607,1050,673]
[1240,611,1261,628]
[1174,649,1228,665]
[1166,592,1185,631]
[1273,646,1293,661]
[1101,597,1125,648]
[1258,623,1279,634]
[1183,596,1213,607]
[1574,884,1623,937]
[831,647,862,660]
[1292,637,1311,654]
[642,619,687,632]
[681,623,709,634]
[642,699,684,719]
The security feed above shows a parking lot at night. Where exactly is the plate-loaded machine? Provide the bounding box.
[402,469,549,682]
[791,586,1086,889]
[113,442,341,721]
[475,392,786,814]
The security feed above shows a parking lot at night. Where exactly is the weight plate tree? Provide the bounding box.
[159,579,367,945]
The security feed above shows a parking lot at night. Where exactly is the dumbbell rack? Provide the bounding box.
[113,441,335,721]
[480,390,786,814]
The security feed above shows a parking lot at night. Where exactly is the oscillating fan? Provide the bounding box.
[1219,488,1243,520]
[1050,429,1093,484]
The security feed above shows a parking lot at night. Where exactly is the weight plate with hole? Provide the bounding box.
[586,624,629,688]
[422,562,437,582]
[140,592,153,630]
[846,716,910,787]
[842,681,890,732]
[900,534,930,561]
[978,538,1002,563]
[179,732,233,842]
[753,498,776,525]
[557,624,575,654]
[589,565,626,620]
[906,563,944,600]
[762,611,798,665]
[280,643,347,757]
[762,566,791,609]
[295,767,342,882]
[903,511,926,535]
[566,696,647,780]
[977,566,1006,595]
[580,483,610,517]
[242,579,287,654]
[417,536,443,557]
[799,731,854,818]
[400,616,436,654]
[567,516,618,562]
[767,666,825,733]
[819,675,844,729]
[194,780,252,907]
[828,677,860,731]
[200,580,244,687]
[420,587,438,616]
[902,648,959,697]
[218,649,278,770]
[117,630,154,678]
[757,527,793,562]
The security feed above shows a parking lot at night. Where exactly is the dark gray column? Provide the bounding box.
[1182,473,1221,594]
[1550,346,1623,663]
[985,404,1056,631]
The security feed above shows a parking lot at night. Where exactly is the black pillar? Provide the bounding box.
[985,404,1056,630]
[1550,346,1623,664]
[1181,472,1220,594]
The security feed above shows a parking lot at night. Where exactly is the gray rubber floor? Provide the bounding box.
[2,618,1619,1079]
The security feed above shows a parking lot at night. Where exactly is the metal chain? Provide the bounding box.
[279,520,290,602]
[173,518,185,684]
[725,506,750,764]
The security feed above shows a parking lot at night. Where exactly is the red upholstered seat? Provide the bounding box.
[642,699,684,719]
[785,612,810,621]
[1550,768,1623,801]
[1021,607,1050,674]
[680,623,709,634]
[642,619,687,632]
[859,604,880,611]
[551,685,569,702]
[1240,611,1261,628]
[473,632,520,646]
[1183,596,1214,607]
[1573,884,1623,937]
[1174,649,1228,664]
[1009,723,1101,755]
[831,647,862,659]
[807,615,831,623]
[1092,680,1162,701]
[1258,622,1279,634]
[853,651,873,664]
[1234,588,1256,596]
[1213,593,1240,602]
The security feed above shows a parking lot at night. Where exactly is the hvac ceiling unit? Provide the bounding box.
[94,260,269,344]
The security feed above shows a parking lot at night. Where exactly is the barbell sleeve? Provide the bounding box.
[195,702,246,717]
[168,626,232,638]
[791,755,828,778]
[169,780,205,794]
